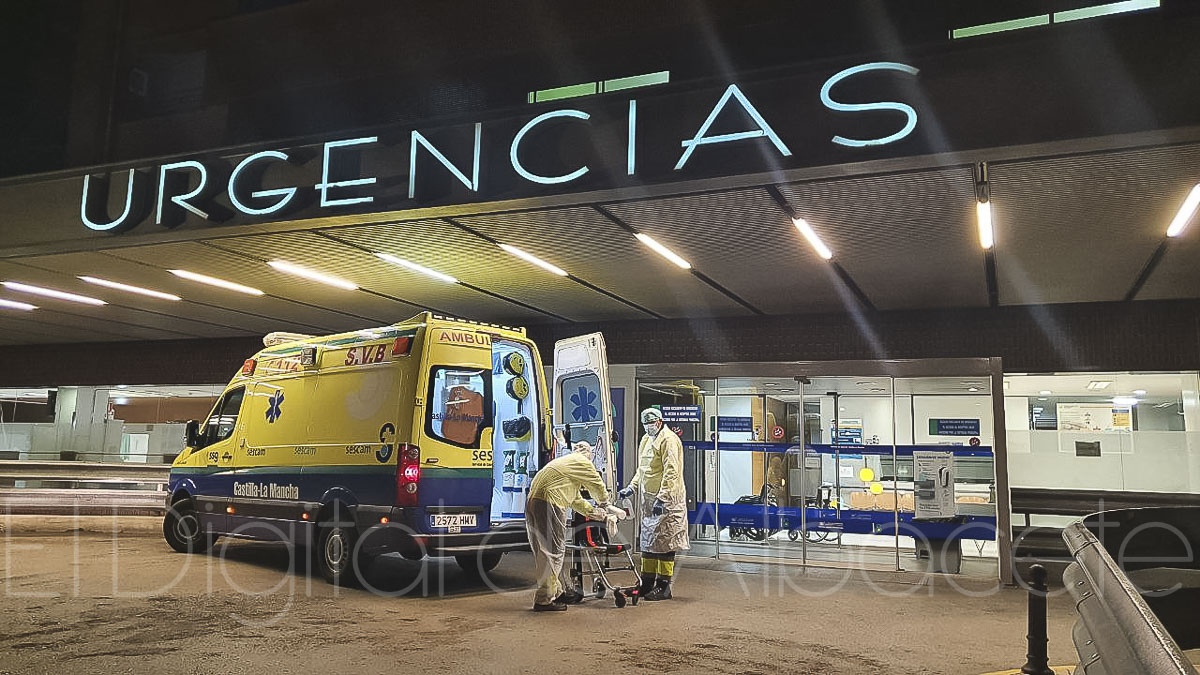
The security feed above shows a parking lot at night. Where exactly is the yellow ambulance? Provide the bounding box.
[163,312,592,586]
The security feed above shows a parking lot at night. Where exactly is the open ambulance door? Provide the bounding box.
[552,333,617,495]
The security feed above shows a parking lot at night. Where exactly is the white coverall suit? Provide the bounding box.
[633,422,690,591]
[525,451,610,606]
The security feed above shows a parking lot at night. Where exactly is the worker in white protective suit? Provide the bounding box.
[525,442,624,611]
[618,407,690,601]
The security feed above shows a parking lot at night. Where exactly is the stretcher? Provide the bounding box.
[566,510,642,608]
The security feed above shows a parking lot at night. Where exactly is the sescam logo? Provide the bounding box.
[437,330,491,348]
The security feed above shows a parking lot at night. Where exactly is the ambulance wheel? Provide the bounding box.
[455,552,503,575]
[315,504,362,586]
[163,498,214,554]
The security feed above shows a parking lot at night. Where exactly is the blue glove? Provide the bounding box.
[652,500,665,516]
[617,485,634,500]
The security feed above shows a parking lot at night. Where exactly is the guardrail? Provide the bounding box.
[1062,507,1200,674]
[0,460,169,516]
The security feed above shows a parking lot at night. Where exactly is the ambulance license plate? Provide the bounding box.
[430,514,476,532]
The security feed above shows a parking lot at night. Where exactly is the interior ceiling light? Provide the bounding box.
[78,276,181,301]
[169,270,264,296]
[1166,184,1200,238]
[1039,390,1052,396]
[635,233,692,269]
[267,260,357,290]
[498,244,568,277]
[1113,396,1140,407]
[0,298,38,311]
[1086,380,1113,390]
[375,253,458,284]
[1133,389,1147,396]
[792,217,834,260]
[977,201,995,250]
[1,281,106,306]
[968,387,980,392]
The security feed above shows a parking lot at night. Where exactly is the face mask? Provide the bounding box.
[644,422,661,437]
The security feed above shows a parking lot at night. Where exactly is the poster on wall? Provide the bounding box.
[913,451,956,520]
[929,418,980,436]
[660,405,701,423]
[832,418,863,445]
[1057,403,1132,432]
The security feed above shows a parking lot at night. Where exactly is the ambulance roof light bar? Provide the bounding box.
[263,332,316,347]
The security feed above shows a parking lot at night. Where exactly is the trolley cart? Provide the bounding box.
[566,513,642,608]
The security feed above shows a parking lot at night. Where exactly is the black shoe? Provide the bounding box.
[644,579,673,601]
[637,572,656,598]
[553,590,584,605]
[533,601,568,612]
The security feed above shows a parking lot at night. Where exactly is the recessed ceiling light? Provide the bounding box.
[778,388,794,393]
[1113,396,1139,407]
[793,217,834,260]
[1039,390,1052,396]
[977,201,995,249]
[170,270,264,296]
[1086,381,1113,390]
[114,397,130,405]
[635,233,691,269]
[0,298,37,311]
[968,387,979,392]
[375,253,458,284]
[78,276,181,301]
[116,385,128,389]
[1038,397,1048,401]
[1133,389,1147,396]
[498,244,568,276]
[1,281,106,306]
[268,260,357,290]
[1166,183,1200,237]
[763,383,777,388]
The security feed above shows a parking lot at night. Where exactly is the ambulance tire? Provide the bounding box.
[163,498,215,554]
[314,503,366,586]
[455,552,503,575]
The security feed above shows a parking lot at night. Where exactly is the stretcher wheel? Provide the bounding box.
[788,529,800,542]
[593,579,606,599]
[614,590,626,608]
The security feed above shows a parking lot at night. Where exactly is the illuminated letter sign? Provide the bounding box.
[820,62,920,147]
[409,123,482,199]
[315,136,377,207]
[510,110,591,185]
[156,160,210,226]
[675,84,791,170]
[228,150,297,216]
[80,169,150,232]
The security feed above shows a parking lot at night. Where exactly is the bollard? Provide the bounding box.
[1022,564,1054,675]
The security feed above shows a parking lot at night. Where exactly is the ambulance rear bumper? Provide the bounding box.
[354,506,530,557]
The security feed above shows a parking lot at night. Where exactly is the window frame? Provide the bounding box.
[425,366,493,450]
[201,386,246,447]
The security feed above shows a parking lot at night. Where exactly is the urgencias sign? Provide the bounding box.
[80,62,920,234]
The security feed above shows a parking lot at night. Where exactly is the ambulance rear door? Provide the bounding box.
[552,333,616,495]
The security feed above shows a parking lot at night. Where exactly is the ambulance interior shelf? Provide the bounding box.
[492,340,539,522]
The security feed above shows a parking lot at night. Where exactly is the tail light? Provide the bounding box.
[396,443,420,506]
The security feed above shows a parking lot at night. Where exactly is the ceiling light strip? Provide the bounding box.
[1,281,106,306]
[375,253,458,284]
[1054,0,1160,23]
[951,14,1049,39]
[635,233,691,269]
[169,270,264,296]
[0,298,37,311]
[78,276,181,301]
[1166,183,1200,238]
[267,260,358,290]
[498,244,568,276]
[792,217,834,260]
[977,201,995,249]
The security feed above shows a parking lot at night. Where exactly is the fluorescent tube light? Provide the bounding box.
[78,276,181,301]
[0,298,37,311]
[1133,389,1147,396]
[375,253,458,284]
[1,281,106,306]
[1113,397,1139,407]
[1166,184,1200,238]
[1039,390,1052,396]
[792,217,834,260]
[498,244,568,277]
[1054,0,1160,23]
[1086,380,1113,390]
[977,201,995,249]
[635,233,692,269]
[951,15,1050,39]
[169,270,264,296]
[267,260,358,290]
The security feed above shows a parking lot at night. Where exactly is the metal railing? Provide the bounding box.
[0,460,169,516]
[1062,507,1200,674]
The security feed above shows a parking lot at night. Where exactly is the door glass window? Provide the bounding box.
[427,367,491,448]
[203,386,245,446]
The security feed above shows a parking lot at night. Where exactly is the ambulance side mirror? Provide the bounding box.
[185,420,200,449]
